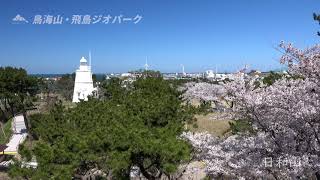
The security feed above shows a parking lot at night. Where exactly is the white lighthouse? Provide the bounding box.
[72,56,95,103]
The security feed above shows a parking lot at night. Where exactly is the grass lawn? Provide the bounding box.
[63,100,76,109]
[0,172,10,180]
[0,118,13,144]
[187,113,233,137]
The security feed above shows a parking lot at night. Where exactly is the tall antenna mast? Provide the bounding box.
[144,56,149,71]
[215,65,217,79]
[89,50,92,69]
[181,64,186,76]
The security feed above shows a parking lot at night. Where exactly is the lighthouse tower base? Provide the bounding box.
[72,56,95,103]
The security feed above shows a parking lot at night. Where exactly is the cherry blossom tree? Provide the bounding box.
[183,82,226,102]
[183,82,229,113]
[183,43,320,179]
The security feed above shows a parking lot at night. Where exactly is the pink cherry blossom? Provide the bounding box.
[183,43,320,179]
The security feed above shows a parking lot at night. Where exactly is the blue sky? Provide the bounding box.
[0,0,319,74]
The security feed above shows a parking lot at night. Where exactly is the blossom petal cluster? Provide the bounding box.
[183,43,320,179]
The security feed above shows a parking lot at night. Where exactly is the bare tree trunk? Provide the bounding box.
[138,164,155,180]
[0,121,6,139]
[23,111,33,147]
[0,107,9,122]
[22,111,30,130]
[4,99,13,118]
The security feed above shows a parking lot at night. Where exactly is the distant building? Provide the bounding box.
[72,57,96,103]
[248,70,262,78]
[205,70,215,79]
[215,73,227,80]
[121,72,133,77]
[205,70,227,80]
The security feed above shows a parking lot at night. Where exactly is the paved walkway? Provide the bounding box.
[4,115,27,154]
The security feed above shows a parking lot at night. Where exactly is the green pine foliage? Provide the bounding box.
[0,118,13,144]
[12,74,194,179]
[229,119,255,135]
[262,71,283,86]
